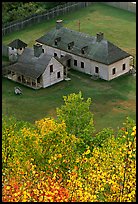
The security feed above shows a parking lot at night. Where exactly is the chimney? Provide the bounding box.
[96,32,104,42]
[33,43,43,57]
[56,19,63,29]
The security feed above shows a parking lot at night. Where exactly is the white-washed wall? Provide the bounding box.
[17,48,25,55]
[9,47,25,62]
[42,45,109,80]
[108,57,131,80]
[9,47,18,55]
[9,47,18,61]
[42,57,64,88]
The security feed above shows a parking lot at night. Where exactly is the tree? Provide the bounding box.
[56,92,95,152]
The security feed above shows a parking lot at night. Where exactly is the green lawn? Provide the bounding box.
[2,3,136,132]
[2,70,136,132]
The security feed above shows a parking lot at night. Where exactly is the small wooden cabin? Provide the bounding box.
[8,39,27,62]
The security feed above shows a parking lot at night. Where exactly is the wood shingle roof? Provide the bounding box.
[8,39,27,49]
[6,48,52,79]
[36,26,131,65]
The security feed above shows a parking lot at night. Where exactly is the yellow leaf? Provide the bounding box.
[39,196,43,202]
[53,173,56,177]
[85,149,91,155]
[27,192,31,197]
[128,193,132,198]
[58,154,62,158]
[76,158,80,163]
[128,151,132,154]
[6,186,11,190]
[133,126,136,131]
[93,195,97,199]
[22,199,27,202]
[48,159,51,163]
[129,141,132,147]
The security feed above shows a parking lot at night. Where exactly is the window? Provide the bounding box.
[68,42,74,50]
[68,45,71,50]
[42,49,44,53]
[95,66,99,74]
[54,53,57,57]
[50,65,53,73]
[20,48,22,50]
[67,59,71,67]
[54,37,61,46]
[81,62,84,68]
[55,40,58,46]
[37,76,41,83]
[122,63,126,70]
[12,47,14,50]
[81,49,85,54]
[112,68,116,75]
[81,46,88,54]
[57,71,61,78]
[74,59,77,66]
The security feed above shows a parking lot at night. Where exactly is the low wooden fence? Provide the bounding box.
[103,2,136,13]
[2,2,93,36]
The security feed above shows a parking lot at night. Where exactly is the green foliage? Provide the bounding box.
[2,115,34,171]
[2,115,16,169]
[93,128,113,147]
[2,2,66,25]
[2,93,136,202]
[57,92,95,152]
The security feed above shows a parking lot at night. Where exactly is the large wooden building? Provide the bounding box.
[5,20,134,89]
[36,20,134,81]
[5,44,64,89]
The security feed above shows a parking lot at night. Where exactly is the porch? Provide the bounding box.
[5,71,42,90]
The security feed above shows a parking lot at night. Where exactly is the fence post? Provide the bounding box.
[2,2,95,37]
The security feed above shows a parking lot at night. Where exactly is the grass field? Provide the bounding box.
[2,3,136,132]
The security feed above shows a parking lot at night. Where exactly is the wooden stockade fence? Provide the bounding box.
[103,2,136,13]
[2,2,93,36]
[2,44,9,57]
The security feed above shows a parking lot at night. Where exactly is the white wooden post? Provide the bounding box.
[31,79,32,87]
[36,79,37,88]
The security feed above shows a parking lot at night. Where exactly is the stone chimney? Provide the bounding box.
[33,43,43,57]
[56,20,63,29]
[96,32,104,42]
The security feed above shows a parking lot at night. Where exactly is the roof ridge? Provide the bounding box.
[36,26,131,65]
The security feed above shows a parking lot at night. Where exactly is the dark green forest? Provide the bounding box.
[2,2,66,25]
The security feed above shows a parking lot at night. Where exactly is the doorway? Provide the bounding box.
[67,59,71,67]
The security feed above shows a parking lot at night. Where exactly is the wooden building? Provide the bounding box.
[36,20,134,81]
[5,44,64,89]
[8,39,27,62]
